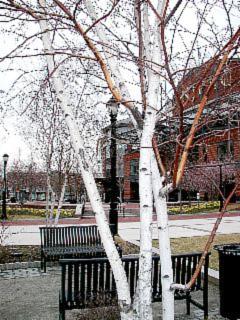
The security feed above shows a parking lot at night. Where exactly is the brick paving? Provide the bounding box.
[3,210,240,227]
[0,265,229,320]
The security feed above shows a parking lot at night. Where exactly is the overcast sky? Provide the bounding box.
[0,118,32,165]
[0,1,239,165]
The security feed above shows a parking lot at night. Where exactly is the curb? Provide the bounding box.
[208,268,219,285]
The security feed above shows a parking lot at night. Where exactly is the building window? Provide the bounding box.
[130,159,139,177]
[217,140,234,161]
[202,144,208,162]
[106,145,110,159]
[106,163,111,177]
[188,145,199,163]
[199,81,207,100]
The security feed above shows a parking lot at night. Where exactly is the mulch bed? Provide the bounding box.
[0,245,41,264]
[0,237,139,264]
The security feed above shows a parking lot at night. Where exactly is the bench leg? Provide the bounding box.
[40,253,47,273]
[203,277,208,320]
[186,291,191,315]
[40,259,43,271]
[204,296,208,320]
[59,306,65,320]
[40,253,44,271]
[44,259,46,273]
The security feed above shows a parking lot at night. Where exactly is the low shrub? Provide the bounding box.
[168,201,220,215]
[5,207,75,218]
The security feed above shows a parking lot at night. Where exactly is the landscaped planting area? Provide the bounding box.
[168,201,240,215]
[168,201,220,215]
[0,207,75,219]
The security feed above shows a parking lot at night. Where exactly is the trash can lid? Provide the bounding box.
[214,243,240,255]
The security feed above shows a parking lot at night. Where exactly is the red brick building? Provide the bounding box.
[178,59,240,199]
[101,59,240,202]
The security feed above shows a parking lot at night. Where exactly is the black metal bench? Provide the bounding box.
[59,252,210,320]
[40,225,114,272]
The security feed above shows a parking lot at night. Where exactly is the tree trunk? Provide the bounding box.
[45,174,51,226]
[135,1,167,317]
[54,172,67,225]
[151,155,174,320]
[38,3,132,318]
[138,120,155,320]
[49,183,56,227]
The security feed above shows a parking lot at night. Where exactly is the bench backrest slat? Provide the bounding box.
[186,255,192,283]
[192,255,198,290]
[74,264,80,304]
[129,259,137,297]
[175,256,182,285]
[67,264,73,303]
[61,264,66,305]
[40,226,101,248]
[152,258,159,297]
[80,263,85,307]
[181,256,186,284]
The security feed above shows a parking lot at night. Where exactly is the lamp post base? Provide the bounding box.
[109,202,118,236]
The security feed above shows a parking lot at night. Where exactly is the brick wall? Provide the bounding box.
[175,59,240,113]
[123,151,140,201]
[198,127,240,198]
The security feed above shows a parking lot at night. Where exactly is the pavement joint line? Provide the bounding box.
[172,225,212,233]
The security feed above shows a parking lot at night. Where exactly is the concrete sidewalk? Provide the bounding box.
[119,216,240,241]
[2,216,240,246]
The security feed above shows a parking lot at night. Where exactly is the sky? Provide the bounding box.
[0,117,32,165]
[0,1,239,166]
[0,23,36,164]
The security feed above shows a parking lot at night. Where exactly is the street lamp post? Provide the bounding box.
[2,154,9,220]
[107,97,119,236]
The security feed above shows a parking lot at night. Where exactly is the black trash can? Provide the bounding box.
[214,243,240,320]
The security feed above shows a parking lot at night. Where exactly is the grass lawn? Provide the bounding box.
[153,233,240,270]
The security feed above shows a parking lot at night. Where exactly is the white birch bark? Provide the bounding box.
[38,2,132,318]
[54,172,67,225]
[138,122,155,320]
[45,174,51,226]
[144,0,174,317]
[142,3,152,83]
[137,1,167,318]
[151,156,174,320]
[49,183,56,227]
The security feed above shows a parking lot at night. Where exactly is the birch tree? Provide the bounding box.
[21,85,75,225]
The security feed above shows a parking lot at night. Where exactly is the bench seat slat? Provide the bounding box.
[42,245,105,256]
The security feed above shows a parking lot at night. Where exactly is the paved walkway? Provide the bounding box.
[0,265,227,320]
[119,215,240,241]
[2,214,240,245]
